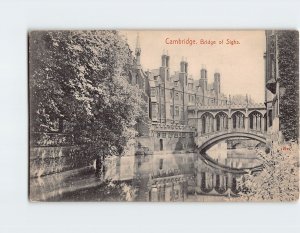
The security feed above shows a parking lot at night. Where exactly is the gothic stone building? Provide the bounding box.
[130,37,228,153]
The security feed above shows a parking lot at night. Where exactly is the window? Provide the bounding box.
[175,106,179,116]
[162,133,166,138]
[174,81,178,87]
[174,133,178,138]
[159,159,163,170]
[152,103,157,118]
[268,110,273,127]
[175,92,179,100]
[157,132,160,138]
[161,104,165,116]
[151,87,156,97]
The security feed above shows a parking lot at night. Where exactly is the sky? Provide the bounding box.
[120,30,266,103]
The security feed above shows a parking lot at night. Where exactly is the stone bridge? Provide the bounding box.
[189,128,266,197]
[188,102,266,131]
[196,129,266,152]
[187,102,267,150]
[185,103,267,196]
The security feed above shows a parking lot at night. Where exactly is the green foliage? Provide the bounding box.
[277,30,299,141]
[237,142,299,201]
[29,30,145,157]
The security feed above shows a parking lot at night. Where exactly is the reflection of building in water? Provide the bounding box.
[192,155,241,196]
[138,153,196,202]
[149,174,189,202]
[151,153,195,175]
[226,150,261,168]
[206,142,227,164]
[206,139,262,169]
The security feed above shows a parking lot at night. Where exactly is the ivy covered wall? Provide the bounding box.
[277,30,299,141]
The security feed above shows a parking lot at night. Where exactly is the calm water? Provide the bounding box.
[37,139,263,201]
[206,141,262,169]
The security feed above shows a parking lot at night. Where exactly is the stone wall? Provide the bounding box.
[153,133,195,152]
[30,145,95,178]
[29,132,95,178]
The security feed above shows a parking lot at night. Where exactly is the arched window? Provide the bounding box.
[215,112,228,131]
[201,112,214,134]
[249,111,263,131]
[232,111,245,129]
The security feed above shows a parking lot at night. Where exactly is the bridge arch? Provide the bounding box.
[230,110,246,118]
[213,110,229,117]
[197,111,214,118]
[197,131,266,153]
[248,109,266,117]
[211,110,228,118]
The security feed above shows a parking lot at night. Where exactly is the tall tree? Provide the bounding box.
[29,30,145,159]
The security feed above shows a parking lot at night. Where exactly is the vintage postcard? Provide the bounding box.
[28,30,299,202]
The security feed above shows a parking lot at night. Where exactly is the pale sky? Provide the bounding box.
[121,30,266,103]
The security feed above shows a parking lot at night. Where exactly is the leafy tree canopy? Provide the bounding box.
[29,30,145,156]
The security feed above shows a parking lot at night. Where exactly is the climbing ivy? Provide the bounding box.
[277,30,299,141]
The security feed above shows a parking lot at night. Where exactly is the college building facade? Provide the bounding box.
[130,36,229,153]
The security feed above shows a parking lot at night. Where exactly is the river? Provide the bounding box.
[45,139,262,201]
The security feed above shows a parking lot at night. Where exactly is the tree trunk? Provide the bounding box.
[95,154,105,179]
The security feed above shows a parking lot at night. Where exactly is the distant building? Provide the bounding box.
[147,56,227,125]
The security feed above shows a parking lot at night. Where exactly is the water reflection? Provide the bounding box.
[131,151,242,201]
[206,139,263,169]
[31,139,264,201]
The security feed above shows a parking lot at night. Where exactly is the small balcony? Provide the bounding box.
[266,78,277,94]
